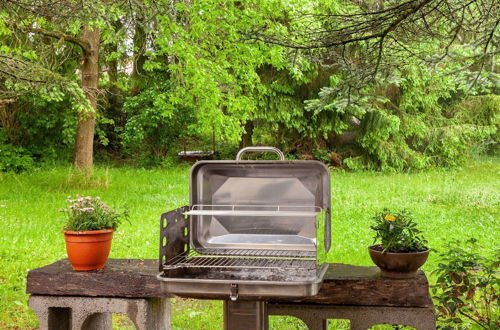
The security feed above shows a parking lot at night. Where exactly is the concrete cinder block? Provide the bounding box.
[29,295,170,330]
[268,304,436,330]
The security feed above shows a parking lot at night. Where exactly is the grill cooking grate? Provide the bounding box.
[164,249,316,271]
[195,248,315,258]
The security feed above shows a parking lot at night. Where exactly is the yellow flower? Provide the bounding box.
[385,214,396,222]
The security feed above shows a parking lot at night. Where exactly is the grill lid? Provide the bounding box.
[187,147,331,255]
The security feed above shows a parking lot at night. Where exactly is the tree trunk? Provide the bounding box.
[73,26,100,172]
[108,21,122,111]
[239,120,254,148]
[104,20,124,152]
[131,17,146,96]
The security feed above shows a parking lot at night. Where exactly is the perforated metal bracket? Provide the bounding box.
[159,206,189,272]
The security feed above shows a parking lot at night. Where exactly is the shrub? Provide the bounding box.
[15,93,78,161]
[453,95,500,127]
[0,142,35,173]
[316,65,499,172]
[121,80,197,163]
[370,209,428,253]
[432,239,499,329]
[419,124,496,167]
[62,196,129,231]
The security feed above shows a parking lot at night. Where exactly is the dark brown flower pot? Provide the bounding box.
[368,245,430,279]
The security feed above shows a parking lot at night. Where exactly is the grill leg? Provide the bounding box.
[224,300,268,330]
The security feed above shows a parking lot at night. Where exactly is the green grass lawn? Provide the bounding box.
[0,157,498,329]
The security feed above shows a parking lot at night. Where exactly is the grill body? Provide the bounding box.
[158,147,331,300]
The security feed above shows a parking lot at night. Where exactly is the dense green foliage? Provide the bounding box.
[121,80,196,162]
[0,142,34,173]
[308,62,499,171]
[370,209,428,253]
[0,0,497,171]
[0,157,498,328]
[0,129,34,172]
[433,239,499,329]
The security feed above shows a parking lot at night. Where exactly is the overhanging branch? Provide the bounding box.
[0,55,47,83]
[6,21,91,52]
[27,27,91,52]
[251,0,435,49]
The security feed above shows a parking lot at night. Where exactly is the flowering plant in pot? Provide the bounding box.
[369,209,429,278]
[62,196,129,271]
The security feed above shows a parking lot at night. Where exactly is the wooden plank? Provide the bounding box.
[27,259,168,298]
[27,259,433,307]
[286,264,433,307]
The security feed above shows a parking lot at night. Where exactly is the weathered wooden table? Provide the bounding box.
[27,259,436,329]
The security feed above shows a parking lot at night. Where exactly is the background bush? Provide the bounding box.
[0,1,498,172]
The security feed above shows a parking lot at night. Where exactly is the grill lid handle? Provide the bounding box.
[236,146,285,161]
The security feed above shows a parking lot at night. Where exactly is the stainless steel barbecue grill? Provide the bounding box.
[158,147,331,301]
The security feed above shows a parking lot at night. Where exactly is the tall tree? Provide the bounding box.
[131,13,147,96]
[0,1,127,171]
[16,24,102,171]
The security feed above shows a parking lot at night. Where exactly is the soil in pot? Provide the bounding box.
[369,244,429,279]
[64,229,114,271]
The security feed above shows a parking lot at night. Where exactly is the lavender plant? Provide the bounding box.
[62,196,129,231]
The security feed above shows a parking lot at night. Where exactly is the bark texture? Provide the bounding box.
[239,120,254,148]
[73,26,100,171]
[131,17,146,96]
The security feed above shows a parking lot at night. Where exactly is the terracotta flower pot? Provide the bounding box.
[368,244,429,279]
[63,229,114,271]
